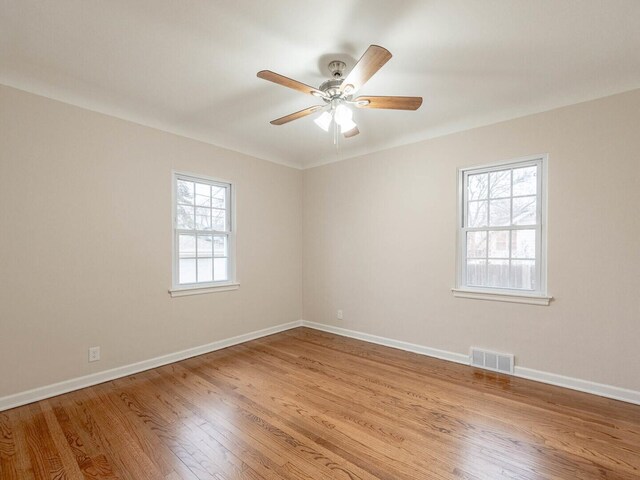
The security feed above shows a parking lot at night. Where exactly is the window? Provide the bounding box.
[171,172,236,295]
[454,155,550,305]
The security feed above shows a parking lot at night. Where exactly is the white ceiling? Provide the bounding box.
[2,1,640,168]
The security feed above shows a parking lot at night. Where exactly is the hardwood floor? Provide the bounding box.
[1,328,639,479]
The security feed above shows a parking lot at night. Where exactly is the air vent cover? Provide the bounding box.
[470,347,514,374]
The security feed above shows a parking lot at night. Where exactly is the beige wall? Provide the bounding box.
[0,85,303,398]
[2,83,639,400]
[303,89,640,391]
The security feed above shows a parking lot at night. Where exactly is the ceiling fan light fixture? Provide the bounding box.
[314,111,332,132]
[340,118,358,134]
[333,104,353,127]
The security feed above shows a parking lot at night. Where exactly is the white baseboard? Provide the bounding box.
[300,320,640,406]
[301,320,469,365]
[0,320,303,412]
[513,366,640,405]
[3,319,638,411]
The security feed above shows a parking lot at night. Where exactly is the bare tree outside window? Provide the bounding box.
[174,174,232,287]
[459,159,544,293]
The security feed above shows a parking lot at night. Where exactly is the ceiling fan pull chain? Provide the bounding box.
[331,107,339,146]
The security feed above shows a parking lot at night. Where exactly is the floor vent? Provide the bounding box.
[470,348,514,374]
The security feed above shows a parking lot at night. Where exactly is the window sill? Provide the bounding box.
[169,283,240,297]
[451,288,552,306]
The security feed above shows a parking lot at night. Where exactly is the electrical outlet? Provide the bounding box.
[337,309,343,320]
[88,346,100,362]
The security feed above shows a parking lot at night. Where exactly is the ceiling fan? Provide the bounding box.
[257,45,423,139]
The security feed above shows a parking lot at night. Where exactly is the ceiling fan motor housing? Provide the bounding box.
[319,79,343,99]
[328,60,346,78]
[319,61,349,101]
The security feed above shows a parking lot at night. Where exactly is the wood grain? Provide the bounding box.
[343,126,359,138]
[270,105,324,126]
[354,95,423,110]
[340,45,392,94]
[257,70,325,98]
[1,327,639,479]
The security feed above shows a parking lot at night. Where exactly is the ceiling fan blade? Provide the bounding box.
[257,70,326,97]
[270,105,324,125]
[354,96,423,110]
[340,45,392,94]
[343,126,360,138]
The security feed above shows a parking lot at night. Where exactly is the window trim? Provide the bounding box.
[454,154,551,305]
[169,170,238,296]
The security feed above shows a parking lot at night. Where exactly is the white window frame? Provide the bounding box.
[452,154,551,306]
[169,171,238,297]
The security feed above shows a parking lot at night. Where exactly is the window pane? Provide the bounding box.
[179,259,196,284]
[175,175,232,288]
[488,260,509,287]
[513,166,537,196]
[488,231,509,258]
[195,207,212,230]
[195,183,211,207]
[212,186,226,208]
[214,258,228,281]
[467,173,488,200]
[489,199,510,226]
[466,259,486,286]
[212,208,226,231]
[197,258,213,282]
[213,235,227,257]
[510,260,536,290]
[489,170,511,199]
[177,180,194,205]
[467,201,488,227]
[460,162,542,293]
[466,231,486,258]
[178,234,196,258]
[512,196,536,225]
[176,205,194,229]
[197,235,212,256]
[511,229,536,259]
